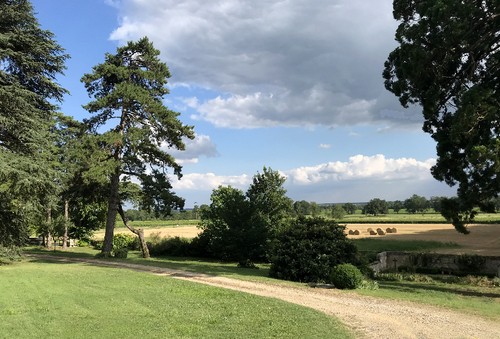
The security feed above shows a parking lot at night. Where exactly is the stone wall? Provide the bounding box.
[370,251,500,277]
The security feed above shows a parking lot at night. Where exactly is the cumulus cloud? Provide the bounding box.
[171,154,455,204]
[172,172,251,191]
[108,0,421,129]
[284,154,435,185]
[164,134,219,164]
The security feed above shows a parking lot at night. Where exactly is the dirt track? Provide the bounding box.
[29,254,500,339]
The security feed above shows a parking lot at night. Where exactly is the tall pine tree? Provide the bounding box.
[82,37,194,257]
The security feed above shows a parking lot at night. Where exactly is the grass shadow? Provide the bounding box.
[22,247,272,280]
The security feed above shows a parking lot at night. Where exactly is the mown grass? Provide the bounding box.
[23,246,500,321]
[0,261,353,339]
[357,280,500,320]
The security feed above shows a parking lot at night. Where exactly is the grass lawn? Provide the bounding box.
[357,280,500,320]
[0,260,353,339]
[23,247,500,321]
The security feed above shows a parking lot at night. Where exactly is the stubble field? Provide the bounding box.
[99,222,500,256]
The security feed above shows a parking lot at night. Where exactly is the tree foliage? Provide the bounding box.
[0,0,68,246]
[81,37,194,256]
[198,168,291,265]
[198,186,256,263]
[247,167,292,234]
[331,204,346,220]
[384,0,499,233]
[343,203,357,215]
[362,198,388,216]
[404,194,429,214]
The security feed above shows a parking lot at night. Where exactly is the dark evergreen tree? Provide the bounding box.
[384,0,499,233]
[81,37,194,257]
[0,0,68,246]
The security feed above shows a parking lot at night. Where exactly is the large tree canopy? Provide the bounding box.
[82,37,194,257]
[383,0,499,233]
[0,0,68,246]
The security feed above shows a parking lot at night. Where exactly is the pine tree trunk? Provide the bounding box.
[102,170,120,257]
[62,200,69,250]
[118,204,150,258]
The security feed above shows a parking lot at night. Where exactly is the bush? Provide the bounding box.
[90,239,103,250]
[358,279,379,290]
[113,233,136,250]
[113,247,128,258]
[0,246,22,265]
[329,264,364,289]
[76,239,90,247]
[269,217,358,283]
[148,236,193,257]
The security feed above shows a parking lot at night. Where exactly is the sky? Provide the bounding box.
[31,0,457,207]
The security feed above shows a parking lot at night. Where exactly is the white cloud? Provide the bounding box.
[285,155,435,185]
[319,144,331,149]
[171,154,456,204]
[164,134,219,164]
[172,172,251,191]
[108,0,420,129]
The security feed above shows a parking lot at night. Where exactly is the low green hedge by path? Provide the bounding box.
[0,262,353,339]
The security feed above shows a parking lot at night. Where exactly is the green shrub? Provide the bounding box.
[148,236,193,257]
[0,246,22,265]
[374,272,404,281]
[460,275,500,287]
[90,239,103,250]
[76,239,90,247]
[358,279,379,290]
[113,233,136,250]
[269,217,358,283]
[329,264,364,289]
[113,247,128,258]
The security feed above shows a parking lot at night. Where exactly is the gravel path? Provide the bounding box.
[29,255,500,339]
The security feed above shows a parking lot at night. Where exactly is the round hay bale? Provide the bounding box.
[391,227,397,233]
[376,228,386,235]
[369,230,377,235]
[353,230,360,235]
[386,227,393,233]
[348,230,355,235]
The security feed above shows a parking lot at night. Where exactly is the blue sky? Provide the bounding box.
[32,0,456,207]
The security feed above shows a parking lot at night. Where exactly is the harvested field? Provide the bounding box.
[96,223,500,256]
[94,225,201,240]
[345,223,500,256]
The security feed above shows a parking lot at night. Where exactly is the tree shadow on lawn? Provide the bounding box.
[23,249,271,280]
[129,255,271,278]
[24,247,98,259]
[379,281,500,299]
